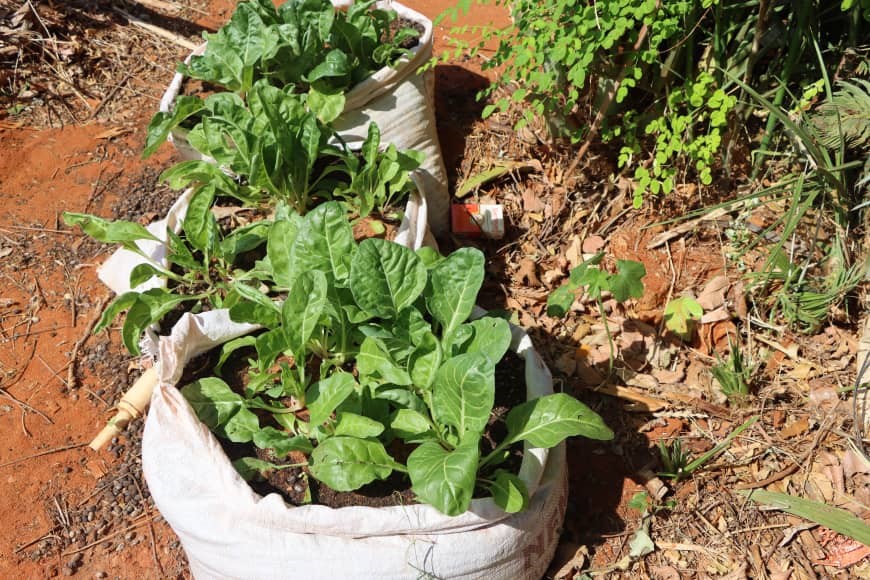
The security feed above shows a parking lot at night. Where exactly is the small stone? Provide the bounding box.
[94,572,107,579]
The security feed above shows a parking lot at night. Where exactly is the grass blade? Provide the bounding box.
[739,490,870,546]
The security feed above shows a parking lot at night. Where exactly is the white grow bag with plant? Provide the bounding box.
[142,307,568,580]
[158,0,449,234]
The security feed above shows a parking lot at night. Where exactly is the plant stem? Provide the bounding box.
[752,0,812,177]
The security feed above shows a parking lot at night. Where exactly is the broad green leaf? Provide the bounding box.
[229,283,280,328]
[390,408,433,438]
[255,327,290,369]
[460,317,512,363]
[220,221,270,259]
[432,352,494,437]
[182,185,217,253]
[334,412,384,438]
[394,307,432,347]
[159,160,238,195]
[489,470,529,513]
[350,238,426,319]
[407,438,479,516]
[182,377,259,442]
[663,296,703,338]
[122,289,193,355]
[361,122,381,164]
[216,335,257,374]
[253,426,314,456]
[306,372,357,426]
[94,292,139,334]
[304,49,352,83]
[546,284,576,318]
[505,393,613,447]
[128,263,169,289]
[307,87,346,123]
[282,270,327,357]
[290,202,354,282]
[63,213,159,253]
[416,246,444,268]
[308,436,397,492]
[267,214,303,288]
[357,337,412,386]
[223,406,260,443]
[408,332,442,390]
[143,96,204,158]
[426,247,485,337]
[232,457,276,481]
[610,260,646,302]
[374,388,428,414]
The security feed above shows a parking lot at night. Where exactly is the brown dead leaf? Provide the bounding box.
[95,126,131,140]
[701,306,732,324]
[516,258,540,286]
[780,416,809,439]
[550,543,589,579]
[541,268,564,288]
[653,364,687,384]
[554,351,576,376]
[808,380,839,412]
[788,363,815,380]
[582,235,606,254]
[814,529,870,568]
[697,275,730,310]
[522,186,546,213]
[843,449,870,478]
[651,566,681,580]
[565,235,584,269]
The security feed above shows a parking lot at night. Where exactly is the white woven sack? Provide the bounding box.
[143,307,567,579]
[158,1,449,235]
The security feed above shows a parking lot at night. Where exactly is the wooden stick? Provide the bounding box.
[114,8,198,51]
[89,367,159,451]
[0,443,87,469]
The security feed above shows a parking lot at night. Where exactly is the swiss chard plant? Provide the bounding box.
[144,0,420,156]
[180,202,614,516]
[65,103,423,356]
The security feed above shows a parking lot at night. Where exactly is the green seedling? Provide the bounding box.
[663,296,703,341]
[710,341,754,401]
[547,252,646,370]
[658,416,757,481]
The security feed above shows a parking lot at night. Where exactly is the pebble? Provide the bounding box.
[95,573,107,579]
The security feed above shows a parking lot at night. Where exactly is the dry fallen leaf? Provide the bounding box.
[697,275,730,310]
[95,126,131,139]
[582,235,606,254]
[780,416,809,439]
[516,258,540,286]
[551,543,589,579]
[565,235,584,269]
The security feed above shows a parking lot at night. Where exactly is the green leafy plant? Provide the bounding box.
[65,108,423,356]
[663,296,703,341]
[439,0,864,204]
[180,202,614,516]
[145,0,419,155]
[547,253,646,368]
[657,416,757,481]
[710,341,754,401]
